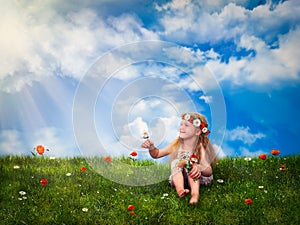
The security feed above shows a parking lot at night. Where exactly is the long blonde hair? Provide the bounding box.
[170,113,217,165]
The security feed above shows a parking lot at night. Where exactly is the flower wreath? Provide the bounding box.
[181,113,210,136]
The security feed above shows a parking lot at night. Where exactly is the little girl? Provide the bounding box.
[142,112,217,204]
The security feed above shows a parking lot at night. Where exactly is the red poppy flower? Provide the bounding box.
[130,211,135,216]
[190,154,198,164]
[36,145,45,155]
[40,178,48,186]
[130,151,137,157]
[259,154,267,160]
[200,123,205,129]
[244,198,253,205]
[104,156,112,163]
[127,205,135,211]
[271,149,280,155]
[80,167,87,171]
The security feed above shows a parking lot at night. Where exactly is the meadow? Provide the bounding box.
[0,154,299,224]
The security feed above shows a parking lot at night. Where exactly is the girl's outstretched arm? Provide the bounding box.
[141,139,173,159]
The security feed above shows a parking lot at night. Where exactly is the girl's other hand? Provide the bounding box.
[189,164,201,179]
[141,139,154,150]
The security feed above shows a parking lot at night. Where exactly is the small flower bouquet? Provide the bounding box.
[178,153,199,182]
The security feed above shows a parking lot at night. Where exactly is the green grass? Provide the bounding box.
[0,155,299,224]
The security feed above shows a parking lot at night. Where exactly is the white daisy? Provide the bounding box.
[193,119,201,127]
[19,191,26,195]
[217,179,224,184]
[202,127,208,133]
[184,114,191,121]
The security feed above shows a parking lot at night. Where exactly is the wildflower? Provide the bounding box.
[40,178,48,186]
[130,211,135,216]
[142,131,149,139]
[80,167,87,171]
[200,123,210,135]
[161,193,169,199]
[130,151,137,157]
[193,119,201,127]
[36,145,45,155]
[82,208,88,212]
[244,157,251,161]
[270,149,280,156]
[19,191,26,195]
[66,173,72,176]
[259,154,267,160]
[217,179,224,184]
[258,186,264,189]
[104,156,112,163]
[190,154,198,164]
[244,198,253,205]
[127,205,135,211]
[13,165,20,169]
[183,113,191,121]
[49,156,56,160]
[280,164,286,172]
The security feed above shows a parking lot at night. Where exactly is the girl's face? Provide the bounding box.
[178,120,200,140]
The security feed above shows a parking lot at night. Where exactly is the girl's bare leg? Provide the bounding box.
[188,176,200,204]
[172,172,190,198]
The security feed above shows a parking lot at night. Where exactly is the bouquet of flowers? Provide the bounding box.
[186,154,198,171]
[178,153,199,182]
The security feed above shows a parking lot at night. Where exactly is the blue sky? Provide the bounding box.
[0,0,299,159]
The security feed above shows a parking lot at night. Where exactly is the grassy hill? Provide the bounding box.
[0,155,299,224]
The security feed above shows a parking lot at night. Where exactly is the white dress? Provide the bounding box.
[169,146,213,186]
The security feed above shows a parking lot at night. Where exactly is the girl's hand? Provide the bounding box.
[189,164,201,179]
[141,139,155,150]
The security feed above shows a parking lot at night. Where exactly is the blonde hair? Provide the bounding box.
[170,112,217,165]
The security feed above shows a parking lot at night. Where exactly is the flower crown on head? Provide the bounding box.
[181,113,210,136]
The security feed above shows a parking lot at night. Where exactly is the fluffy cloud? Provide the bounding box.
[31,127,78,157]
[0,127,78,157]
[225,126,265,145]
[0,1,158,93]
[0,130,24,155]
[199,95,213,103]
[156,0,300,86]
[208,27,300,87]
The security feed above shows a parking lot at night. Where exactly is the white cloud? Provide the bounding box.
[0,2,158,93]
[225,126,265,145]
[31,127,78,157]
[0,130,24,155]
[0,127,78,157]
[209,28,300,87]
[156,0,300,86]
[239,147,264,157]
[199,95,213,103]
